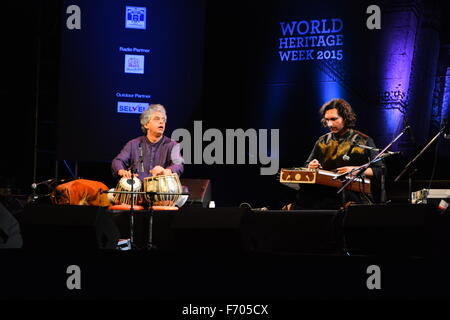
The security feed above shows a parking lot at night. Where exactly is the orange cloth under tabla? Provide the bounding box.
[52,179,110,207]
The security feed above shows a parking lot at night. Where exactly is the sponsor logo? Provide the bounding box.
[124,54,145,74]
[117,101,149,114]
[125,6,146,30]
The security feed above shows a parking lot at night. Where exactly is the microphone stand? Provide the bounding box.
[394,124,448,202]
[129,168,137,249]
[145,190,189,251]
[336,125,410,195]
[31,182,38,203]
[29,178,59,203]
[146,191,155,251]
[380,163,387,203]
[102,188,189,250]
[353,144,400,203]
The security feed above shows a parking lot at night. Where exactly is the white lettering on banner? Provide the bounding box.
[119,47,151,53]
[278,18,344,61]
[116,92,151,99]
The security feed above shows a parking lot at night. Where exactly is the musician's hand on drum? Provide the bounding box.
[150,165,165,176]
[162,168,172,175]
[307,159,322,169]
[118,169,132,179]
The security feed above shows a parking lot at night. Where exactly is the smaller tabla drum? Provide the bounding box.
[112,176,143,206]
[143,174,182,210]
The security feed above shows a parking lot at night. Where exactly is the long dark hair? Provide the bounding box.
[319,98,357,128]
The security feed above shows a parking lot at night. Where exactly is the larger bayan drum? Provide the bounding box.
[144,174,182,210]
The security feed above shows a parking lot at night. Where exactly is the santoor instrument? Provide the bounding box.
[279,168,371,194]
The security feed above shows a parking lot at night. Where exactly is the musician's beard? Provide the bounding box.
[329,127,347,135]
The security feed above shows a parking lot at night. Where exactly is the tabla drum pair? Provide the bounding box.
[110,174,183,210]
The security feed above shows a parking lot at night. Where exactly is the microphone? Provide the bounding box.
[378,151,401,161]
[407,125,417,145]
[403,116,416,145]
[343,141,356,161]
[31,178,55,189]
[129,163,137,175]
[354,143,400,156]
[139,142,144,172]
[31,178,70,190]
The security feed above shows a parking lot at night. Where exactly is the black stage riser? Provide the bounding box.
[113,205,448,257]
[15,205,120,250]
[343,204,449,257]
[10,204,450,257]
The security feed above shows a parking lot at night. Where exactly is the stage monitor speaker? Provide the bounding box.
[16,204,120,250]
[180,179,211,207]
[246,210,341,255]
[0,201,23,249]
[342,204,436,257]
[170,207,248,253]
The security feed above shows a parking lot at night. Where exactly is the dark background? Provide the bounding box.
[1,0,450,209]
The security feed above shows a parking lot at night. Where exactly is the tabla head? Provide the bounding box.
[118,176,142,191]
[114,177,143,205]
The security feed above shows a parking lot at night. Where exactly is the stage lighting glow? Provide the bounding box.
[442,67,450,121]
[315,67,343,105]
[378,12,417,142]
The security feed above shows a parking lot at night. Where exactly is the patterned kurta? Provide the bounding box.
[299,129,384,208]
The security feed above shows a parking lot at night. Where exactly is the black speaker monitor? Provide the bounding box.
[0,201,23,249]
[16,204,120,250]
[180,179,211,207]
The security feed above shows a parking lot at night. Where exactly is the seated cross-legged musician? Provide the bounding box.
[112,104,184,181]
[111,104,184,208]
[293,98,384,210]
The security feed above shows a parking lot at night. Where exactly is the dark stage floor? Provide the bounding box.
[2,203,450,301]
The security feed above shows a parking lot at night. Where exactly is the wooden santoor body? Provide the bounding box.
[279,168,371,194]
